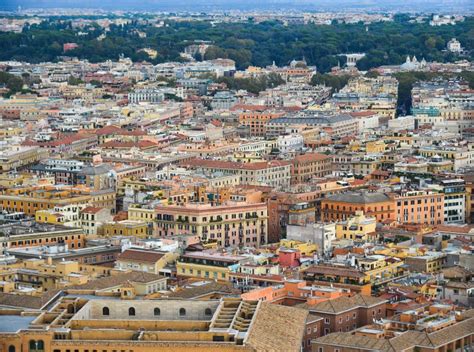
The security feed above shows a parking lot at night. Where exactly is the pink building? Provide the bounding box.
[63,43,78,52]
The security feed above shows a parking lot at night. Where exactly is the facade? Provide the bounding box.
[440,179,466,224]
[177,251,247,281]
[238,110,285,137]
[128,89,165,104]
[291,153,332,184]
[335,211,376,241]
[115,248,178,275]
[153,202,268,247]
[266,115,358,139]
[405,252,447,273]
[301,294,387,336]
[183,159,292,189]
[320,192,395,222]
[394,191,445,225]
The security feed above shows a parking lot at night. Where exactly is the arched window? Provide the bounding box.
[154,307,160,316]
[205,308,212,316]
[102,307,110,316]
[9,346,15,352]
[28,340,44,352]
[179,308,186,316]
[129,307,136,316]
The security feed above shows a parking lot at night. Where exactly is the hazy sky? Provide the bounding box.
[1,0,472,13]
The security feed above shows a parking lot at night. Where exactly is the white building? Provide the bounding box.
[128,89,165,104]
[447,38,462,53]
[286,222,336,255]
[277,134,304,153]
[388,115,415,131]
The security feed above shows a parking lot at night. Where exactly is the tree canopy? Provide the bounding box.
[0,16,471,72]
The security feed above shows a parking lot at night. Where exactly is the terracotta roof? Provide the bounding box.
[314,332,394,351]
[81,206,104,214]
[246,303,308,352]
[440,266,472,280]
[101,140,158,149]
[165,281,239,299]
[118,249,166,263]
[349,111,378,118]
[436,224,473,234]
[304,265,366,279]
[299,294,387,313]
[67,271,165,291]
[0,289,61,309]
[293,153,330,163]
[314,314,474,351]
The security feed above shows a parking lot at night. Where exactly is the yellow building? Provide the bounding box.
[0,145,48,173]
[0,258,112,292]
[115,248,178,275]
[278,239,318,256]
[366,140,386,153]
[0,185,116,216]
[177,252,246,281]
[356,255,405,286]
[336,211,376,241]
[101,220,150,237]
[128,206,156,223]
[35,204,84,227]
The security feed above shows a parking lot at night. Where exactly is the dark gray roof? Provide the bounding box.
[327,192,392,204]
[78,164,113,176]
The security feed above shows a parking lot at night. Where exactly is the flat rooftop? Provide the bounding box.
[0,315,36,332]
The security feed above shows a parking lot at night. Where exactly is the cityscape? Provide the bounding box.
[0,1,473,351]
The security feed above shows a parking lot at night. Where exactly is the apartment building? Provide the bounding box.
[320,192,395,222]
[152,201,268,247]
[300,294,387,336]
[291,153,332,184]
[177,251,248,281]
[183,158,291,189]
[238,110,285,137]
[394,190,445,225]
[335,211,376,242]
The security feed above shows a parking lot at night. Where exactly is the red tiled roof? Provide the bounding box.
[294,153,330,163]
[118,249,166,263]
[81,207,104,214]
[101,140,158,149]
[349,111,378,117]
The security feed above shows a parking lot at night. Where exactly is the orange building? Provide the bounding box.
[291,153,332,184]
[394,190,445,225]
[239,110,285,137]
[320,192,395,222]
[241,279,346,306]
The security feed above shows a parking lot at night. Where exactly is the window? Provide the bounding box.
[154,308,160,316]
[9,346,15,352]
[179,308,186,316]
[128,307,136,316]
[102,307,110,315]
[319,347,324,352]
[324,318,330,324]
[205,308,212,316]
